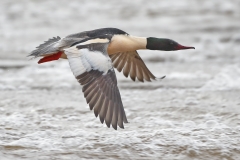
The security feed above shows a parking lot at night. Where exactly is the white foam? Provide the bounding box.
[202,65,240,90]
[168,71,210,79]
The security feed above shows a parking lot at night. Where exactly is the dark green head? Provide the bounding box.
[146,37,195,51]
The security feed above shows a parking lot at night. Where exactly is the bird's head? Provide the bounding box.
[146,37,195,51]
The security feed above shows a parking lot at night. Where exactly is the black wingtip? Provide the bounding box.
[100,117,104,124]
[118,120,124,129]
[112,124,117,130]
[89,105,94,110]
[106,122,111,128]
[130,77,136,81]
[156,75,166,81]
[94,110,98,117]
[161,75,166,79]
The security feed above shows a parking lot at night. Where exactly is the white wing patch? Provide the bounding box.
[80,38,109,45]
[82,49,112,75]
[64,46,112,77]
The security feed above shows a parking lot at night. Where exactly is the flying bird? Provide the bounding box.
[29,28,195,130]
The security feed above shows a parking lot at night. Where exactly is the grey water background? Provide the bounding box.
[0,0,240,159]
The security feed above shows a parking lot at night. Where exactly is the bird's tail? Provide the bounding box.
[28,36,61,57]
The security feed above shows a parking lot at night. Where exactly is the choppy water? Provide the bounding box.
[0,0,240,159]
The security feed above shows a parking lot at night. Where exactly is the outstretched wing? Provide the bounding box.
[64,39,128,130]
[110,51,156,82]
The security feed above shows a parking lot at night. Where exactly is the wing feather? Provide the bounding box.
[123,57,131,77]
[110,53,120,62]
[136,61,144,82]
[64,42,128,130]
[94,93,104,117]
[130,60,137,81]
[99,98,109,123]
[105,100,114,128]
[89,92,100,110]
[110,51,157,82]
[117,53,127,72]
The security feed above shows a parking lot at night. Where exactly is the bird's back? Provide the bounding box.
[29,28,128,58]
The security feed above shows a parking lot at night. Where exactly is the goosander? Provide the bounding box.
[29,28,194,129]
